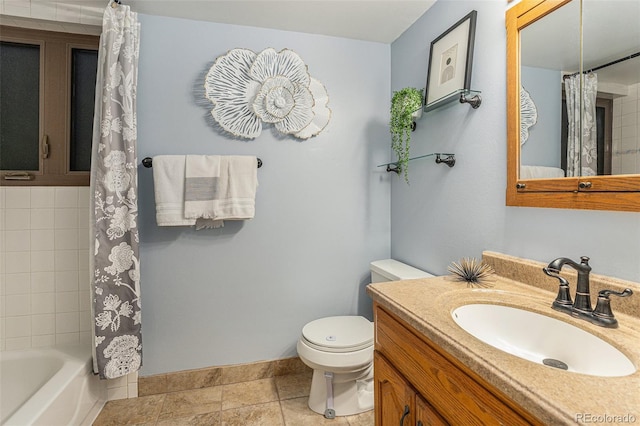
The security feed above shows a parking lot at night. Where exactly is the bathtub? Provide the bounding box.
[1,345,107,426]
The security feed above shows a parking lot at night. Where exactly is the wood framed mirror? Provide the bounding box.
[506,0,640,212]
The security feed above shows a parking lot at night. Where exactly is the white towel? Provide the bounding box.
[152,155,197,226]
[184,155,258,228]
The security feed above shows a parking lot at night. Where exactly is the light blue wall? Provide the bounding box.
[520,66,562,167]
[136,15,392,375]
[390,1,640,281]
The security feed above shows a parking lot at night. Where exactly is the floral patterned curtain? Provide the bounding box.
[565,73,598,177]
[90,1,141,379]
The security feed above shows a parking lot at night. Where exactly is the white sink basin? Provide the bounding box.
[452,304,636,377]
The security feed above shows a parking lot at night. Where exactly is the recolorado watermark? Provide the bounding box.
[576,413,637,424]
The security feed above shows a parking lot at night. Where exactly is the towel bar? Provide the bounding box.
[141,157,262,168]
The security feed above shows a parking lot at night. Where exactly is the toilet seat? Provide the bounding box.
[301,316,373,353]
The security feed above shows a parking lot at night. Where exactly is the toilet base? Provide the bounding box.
[307,367,374,417]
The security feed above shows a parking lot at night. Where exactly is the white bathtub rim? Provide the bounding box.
[1,344,106,426]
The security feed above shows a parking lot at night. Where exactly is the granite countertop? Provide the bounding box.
[367,272,640,425]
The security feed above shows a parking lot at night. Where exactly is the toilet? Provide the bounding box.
[296,259,433,418]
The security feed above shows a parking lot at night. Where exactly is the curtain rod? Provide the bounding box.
[563,51,640,79]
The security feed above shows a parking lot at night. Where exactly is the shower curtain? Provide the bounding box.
[89,0,142,379]
[565,73,598,177]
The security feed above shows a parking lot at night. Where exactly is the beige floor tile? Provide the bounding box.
[156,411,221,426]
[221,401,284,426]
[92,394,165,426]
[158,386,223,420]
[346,409,375,426]
[274,372,312,400]
[222,378,279,410]
[280,397,350,426]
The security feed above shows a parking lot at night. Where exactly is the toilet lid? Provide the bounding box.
[302,316,373,352]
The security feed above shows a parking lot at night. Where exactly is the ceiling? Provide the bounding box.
[2,0,437,43]
[131,0,437,43]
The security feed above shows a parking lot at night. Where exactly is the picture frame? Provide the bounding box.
[424,10,477,106]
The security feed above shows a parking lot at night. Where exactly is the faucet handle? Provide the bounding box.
[592,288,633,328]
[543,267,573,312]
[598,288,633,299]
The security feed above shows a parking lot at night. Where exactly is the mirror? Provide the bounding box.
[506,0,640,212]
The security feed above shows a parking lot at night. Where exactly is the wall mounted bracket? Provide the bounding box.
[459,92,482,109]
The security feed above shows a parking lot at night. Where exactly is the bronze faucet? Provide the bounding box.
[543,256,632,328]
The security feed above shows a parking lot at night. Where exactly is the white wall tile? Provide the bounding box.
[31,229,55,251]
[55,250,78,271]
[32,313,55,335]
[4,273,30,295]
[55,187,78,208]
[56,311,79,333]
[55,2,82,24]
[5,188,30,208]
[31,292,55,314]
[31,250,55,272]
[77,225,90,250]
[78,187,90,207]
[107,375,128,389]
[79,309,91,332]
[5,209,30,230]
[5,337,31,350]
[54,208,78,229]
[32,334,55,347]
[55,291,78,313]
[30,209,54,230]
[30,188,55,209]
[29,1,57,21]
[5,230,30,252]
[1,186,91,353]
[55,229,79,250]
[127,383,138,398]
[622,99,638,116]
[106,386,128,401]
[55,270,79,292]
[31,272,55,293]
[5,251,30,273]
[56,332,79,345]
[77,208,89,230]
[5,294,30,316]
[78,250,89,271]
[5,315,31,337]
[78,290,90,312]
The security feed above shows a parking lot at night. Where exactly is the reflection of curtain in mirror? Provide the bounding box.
[565,73,598,177]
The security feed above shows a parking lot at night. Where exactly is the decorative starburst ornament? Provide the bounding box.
[448,257,495,288]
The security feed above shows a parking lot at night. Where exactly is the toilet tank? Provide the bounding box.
[370,259,433,283]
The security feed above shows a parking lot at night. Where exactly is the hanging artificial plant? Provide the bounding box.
[390,87,423,183]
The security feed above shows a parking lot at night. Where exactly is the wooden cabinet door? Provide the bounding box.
[374,352,415,426]
[416,395,448,426]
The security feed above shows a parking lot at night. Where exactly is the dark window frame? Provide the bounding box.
[1,26,99,186]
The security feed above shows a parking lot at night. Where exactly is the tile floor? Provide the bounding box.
[93,372,374,425]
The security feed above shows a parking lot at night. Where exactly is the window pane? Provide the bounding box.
[70,48,98,172]
[0,41,40,171]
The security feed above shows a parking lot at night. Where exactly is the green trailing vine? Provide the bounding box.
[390,87,423,183]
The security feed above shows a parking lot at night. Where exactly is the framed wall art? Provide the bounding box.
[424,10,477,107]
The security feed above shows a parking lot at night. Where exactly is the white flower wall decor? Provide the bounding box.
[204,48,331,139]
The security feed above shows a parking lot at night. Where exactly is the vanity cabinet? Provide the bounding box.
[373,304,543,425]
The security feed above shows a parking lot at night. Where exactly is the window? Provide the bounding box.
[1,26,99,186]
